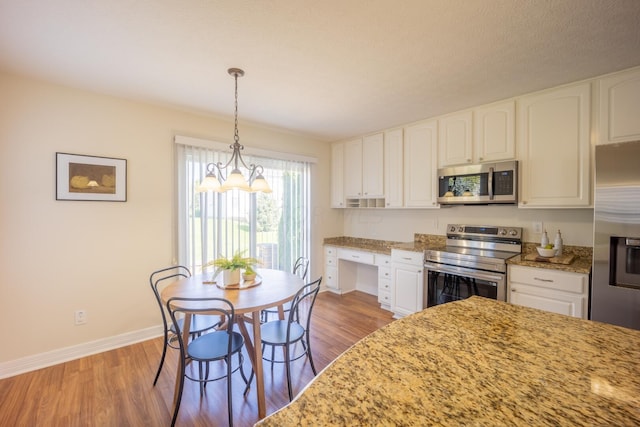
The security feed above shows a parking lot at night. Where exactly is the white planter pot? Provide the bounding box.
[222,269,240,286]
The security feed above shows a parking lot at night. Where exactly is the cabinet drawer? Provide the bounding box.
[378,278,391,293]
[378,290,391,305]
[378,266,392,281]
[324,246,337,258]
[391,249,424,265]
[509,266,588,294]
[324,265,338,289]
[337,248,375,265]
[375,254,392,267]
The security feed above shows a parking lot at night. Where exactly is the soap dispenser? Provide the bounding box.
[541,230,549,247]
[554,230,563,256]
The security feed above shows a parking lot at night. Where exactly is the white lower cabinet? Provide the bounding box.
[391,249,425,318]
[508,265,589,319]
[376,254,392,310]
[324,246,339,293]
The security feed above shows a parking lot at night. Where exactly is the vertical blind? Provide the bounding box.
[176,142,311,276]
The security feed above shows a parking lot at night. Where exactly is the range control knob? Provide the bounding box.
[458,226,464,232]
[499,229,507,236]
[509,229,518,236]
[449,226,457,233]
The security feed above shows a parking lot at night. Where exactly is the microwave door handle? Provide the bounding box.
[488,167,494,200]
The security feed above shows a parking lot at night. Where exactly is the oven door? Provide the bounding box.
[424,262,506,307]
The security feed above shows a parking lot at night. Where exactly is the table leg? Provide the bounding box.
[237,311,266,419]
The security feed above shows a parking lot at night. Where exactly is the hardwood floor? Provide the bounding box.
[0,291,393,426]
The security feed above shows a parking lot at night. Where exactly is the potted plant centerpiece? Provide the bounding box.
[205,251,259,287]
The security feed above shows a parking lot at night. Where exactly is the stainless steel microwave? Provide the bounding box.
[437,160,518,205]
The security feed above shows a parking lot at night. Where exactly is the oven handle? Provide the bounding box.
[424,262,504,284]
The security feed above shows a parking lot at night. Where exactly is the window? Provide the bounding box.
[175,137,311,275]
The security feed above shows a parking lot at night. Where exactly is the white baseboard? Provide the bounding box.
[0,325,163,380]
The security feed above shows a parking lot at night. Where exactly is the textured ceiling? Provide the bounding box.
[1,0,640,141]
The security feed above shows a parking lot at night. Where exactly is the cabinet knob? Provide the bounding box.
[479,157,483,161]
[467,159,471,163]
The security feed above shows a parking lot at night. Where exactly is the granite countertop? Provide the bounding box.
[507,243,593,274]
[256,297,640,426]
[325,236,592,274]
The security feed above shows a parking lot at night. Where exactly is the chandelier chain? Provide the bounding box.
[234,73,240,145]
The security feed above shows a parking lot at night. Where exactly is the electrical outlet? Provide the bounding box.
[75,310,87,325]
[532,221,543,234]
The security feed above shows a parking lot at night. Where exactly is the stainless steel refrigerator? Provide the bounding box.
[591,140,640,330]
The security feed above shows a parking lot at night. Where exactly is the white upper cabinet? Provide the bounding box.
[343,138,363,198]
[331,142,345,208]
[362,133,384,197]
[404,120,439,208]
[438,102,515,167]
[344,134,384,199]
[517,82,591,208]
[384,128,404,207]
[438,111,473,167]
[474,100,515,163]
[599,67,640,145]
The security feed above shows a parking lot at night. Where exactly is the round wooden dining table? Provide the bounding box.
[161,268,304,420]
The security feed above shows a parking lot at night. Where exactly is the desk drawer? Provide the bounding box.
[391,249,424,265]
[337,248,375,265]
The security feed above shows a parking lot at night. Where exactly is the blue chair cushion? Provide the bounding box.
[187,331,244,361]
[260,320,305,346]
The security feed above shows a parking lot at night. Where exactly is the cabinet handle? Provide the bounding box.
[402,257,411,260]
[352,255,360,259]
[511,288,516,292]
[534,277,554,283]
[418,270,422,273]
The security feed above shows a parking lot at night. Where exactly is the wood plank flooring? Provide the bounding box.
[0,291,393,427]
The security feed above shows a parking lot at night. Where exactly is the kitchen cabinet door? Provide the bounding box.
[362,133,384,197]
[599,67,640,145]
[404,120,439,208]
[438,110,473,167]
[344,138,363,198]
[384,128,403,207]
[391,249,425,318]
[517,82,591,208]
[392,264,424,318]
[474,100,515,163]
[331,142,345,208]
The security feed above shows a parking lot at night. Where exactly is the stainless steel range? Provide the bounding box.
[424,224,522,307]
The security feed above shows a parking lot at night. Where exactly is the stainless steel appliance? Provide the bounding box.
[424,224,522,307]
[437,160,518,205]
[591,140,640,330]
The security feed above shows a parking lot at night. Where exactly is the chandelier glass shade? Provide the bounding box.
[198,68,272,193]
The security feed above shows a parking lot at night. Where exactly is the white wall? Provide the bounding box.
[0,72,341,370]
[344,206,594,246]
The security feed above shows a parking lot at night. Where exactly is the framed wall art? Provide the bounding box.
[56,153,127,201]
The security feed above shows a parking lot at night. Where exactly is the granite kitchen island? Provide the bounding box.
[256,296,640,426]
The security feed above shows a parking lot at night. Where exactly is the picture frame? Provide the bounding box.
[56,152,127,201]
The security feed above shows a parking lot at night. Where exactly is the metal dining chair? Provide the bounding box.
[149,266,220,386]
[260,276,322,401]
[166,296,250,427]
[260,256,309,323]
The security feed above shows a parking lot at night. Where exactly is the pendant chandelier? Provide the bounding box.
[198,68,272,193]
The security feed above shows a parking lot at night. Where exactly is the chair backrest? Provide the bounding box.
[149,266,192,330]
[166,297,236,357]
[292,257,310,280]
[287,277,322,335]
